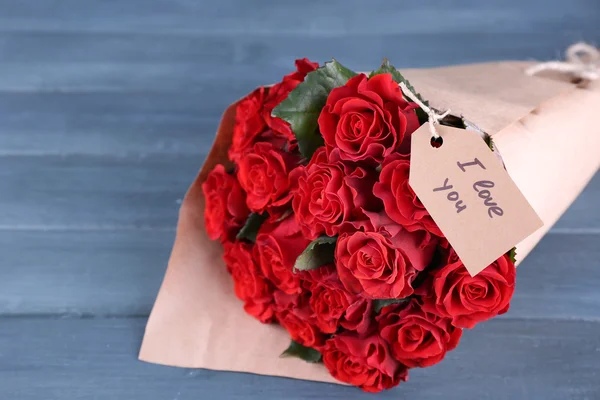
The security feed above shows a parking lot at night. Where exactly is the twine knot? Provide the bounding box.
[398,82,500,161]
[399,82,450,140]
[526,42,599,81]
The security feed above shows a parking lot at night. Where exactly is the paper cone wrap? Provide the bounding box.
[139,62,600,383]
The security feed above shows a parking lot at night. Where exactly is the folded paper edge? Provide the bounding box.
[492,82,600,263]
[138,61,600,379]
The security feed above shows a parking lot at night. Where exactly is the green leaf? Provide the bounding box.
[373,298,409,314]
[371,59,427,104]
[486,135,495,151]
[273,208,293,223]
[272,59,357,159]
[508,247,517,264]
[294,236,337,272]
[370,58,429,125]
[236,212,268,243]
[280,340,322,363]
[461,116,494,149]
[441,114,466,129]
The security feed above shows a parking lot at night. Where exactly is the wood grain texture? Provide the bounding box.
[1,318,598,400]
[1,231,599,321]
[0,155,597,229]
[0,154,200,228]
[3,34,600,93]
[0,0,599,398]
[0,229,174,315]
[553,173,600,231]
[1,0,598,35]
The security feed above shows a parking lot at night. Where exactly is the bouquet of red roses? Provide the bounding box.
[200,58,516,392]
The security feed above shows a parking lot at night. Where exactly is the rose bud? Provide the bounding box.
[339,297,374,336]
[377,300,462,368]
[229,87,268,163]
[263,58,319,140]
[222,241,274,323]
[318,73,419,163]
[254,215,309,295]
[273,290,325,348]
[277,310,325,348]
[335,229,434,299]
[292,148,375,240]
[419,250,516,329]
[237,142,300,214]
[201,165,249,242]
[322,333,408,393]
[301,265,373,335]
[373,153,443,237]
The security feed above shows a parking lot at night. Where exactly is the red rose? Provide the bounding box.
[302,265,372,335]
[420,250,516,329]
[302,266,350,333]
[254,216,309,294]
[318,73,419,163]
[292,148,374,240]
[340,297,374,336]
[236,142,300,214]
[229,59,318,163]
[222,241,274,323]
[277,310,324,348]
[322,333,408,392]
[283,58,320,83]
[201,165,249,242]
[378,300,461,368]
[335,229,434,299]
[273,290,325,348]
[263,58,319,139]
[364,209,438,252]
[273,286,310,312]
[229,87,267,162]
[373,153,443,237]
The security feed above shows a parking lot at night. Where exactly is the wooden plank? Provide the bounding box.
[0,229,174,315]
[0,31,235,64]
[0,0,597,35]
[0,85,247,118]
[0,115,216,156]
[507,232,600,321]
[0,154,201,228]
[2,33,599,93]
[0,89,227,156]
[1,231,599,320]
[1,33,597,156]
[2,30,597,70]
[554,172,600,231]
[0,317,598,399]
[0,154,596,229]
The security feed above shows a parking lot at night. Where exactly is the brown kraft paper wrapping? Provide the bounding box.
[138,61,600,384]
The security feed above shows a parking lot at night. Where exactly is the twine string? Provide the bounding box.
[399,82,503,162]
[526,42,599,81]
[399,82,450,140]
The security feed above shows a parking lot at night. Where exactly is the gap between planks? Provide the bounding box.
[0,313,599,323]
[0,226,597,234]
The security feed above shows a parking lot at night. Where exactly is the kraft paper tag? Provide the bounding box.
[409,125,543,275]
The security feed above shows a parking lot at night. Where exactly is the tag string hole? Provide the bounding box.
[430,136,443,148]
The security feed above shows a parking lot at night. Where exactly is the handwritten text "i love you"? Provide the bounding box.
[432,158,504,218]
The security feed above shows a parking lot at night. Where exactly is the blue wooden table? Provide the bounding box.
[1,1,599,399]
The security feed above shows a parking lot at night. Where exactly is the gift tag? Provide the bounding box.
[409,124,543,275]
